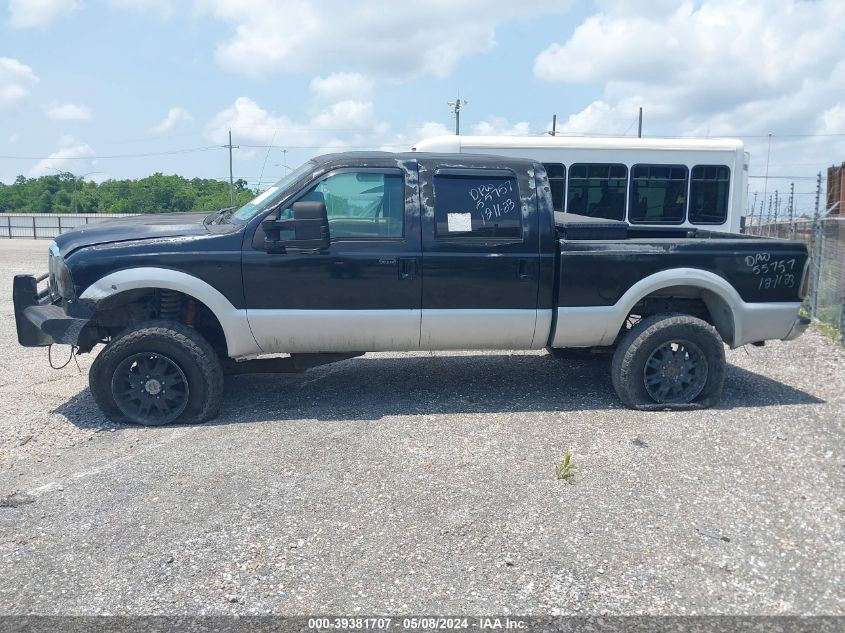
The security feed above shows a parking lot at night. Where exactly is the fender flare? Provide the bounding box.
[612,267,741,345]
[79,267,261,358]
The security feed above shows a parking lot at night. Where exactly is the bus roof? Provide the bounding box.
[412,135,744,154]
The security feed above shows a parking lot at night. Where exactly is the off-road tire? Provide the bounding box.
[89,320,224,425]
[611,313,726,411]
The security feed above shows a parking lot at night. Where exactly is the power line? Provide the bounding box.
[749,175,820,180]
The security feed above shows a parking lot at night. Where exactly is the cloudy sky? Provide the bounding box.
[1,0,843,213]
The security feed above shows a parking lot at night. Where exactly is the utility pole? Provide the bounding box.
[637,107,643,138]
[448,95,467,135]
[548,114,557,136]
[223,130,239,207]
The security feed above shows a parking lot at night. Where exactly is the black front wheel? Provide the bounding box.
[611,314,726,410]
[90,320,224,425]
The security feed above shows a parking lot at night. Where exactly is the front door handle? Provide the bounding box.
[399,257,417,280]
[518,258,536,280]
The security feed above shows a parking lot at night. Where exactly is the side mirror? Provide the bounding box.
[262,201,330,253]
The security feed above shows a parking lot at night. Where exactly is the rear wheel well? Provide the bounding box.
[624,285,734,345]
[86,288,227,356]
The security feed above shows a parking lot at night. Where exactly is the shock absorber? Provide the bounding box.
[158,290,182,320]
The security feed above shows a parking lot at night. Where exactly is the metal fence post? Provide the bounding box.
[57,215,62,235]
[809,172,823,318]
[32,216,36,239]
[788,182,795,240]
[6,216,11,239]
[840,293,845,346]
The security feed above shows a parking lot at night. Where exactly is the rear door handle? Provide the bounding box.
[399,257,417,280]
[518,258,536,280]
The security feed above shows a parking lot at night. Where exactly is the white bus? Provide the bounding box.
[412,135,749,233]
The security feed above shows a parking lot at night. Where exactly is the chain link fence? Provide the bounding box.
[747,215,845,344]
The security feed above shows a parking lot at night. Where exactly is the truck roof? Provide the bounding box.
[311,151,541,166]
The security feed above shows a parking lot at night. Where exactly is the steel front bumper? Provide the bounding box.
[13,274,91,347]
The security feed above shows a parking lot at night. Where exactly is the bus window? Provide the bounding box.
[567,163,627,221]
[629,164,688,224]
[689,165,730,224]
[542,163,566,213]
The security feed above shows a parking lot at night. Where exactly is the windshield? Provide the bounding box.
[230,161,317,222]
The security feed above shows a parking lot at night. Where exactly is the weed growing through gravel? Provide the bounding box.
[555,450,576,483]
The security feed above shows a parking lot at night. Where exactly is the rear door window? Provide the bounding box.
[433,172,522,240]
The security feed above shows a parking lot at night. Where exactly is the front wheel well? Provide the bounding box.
[87,288,227,356]
[624,285,735,345]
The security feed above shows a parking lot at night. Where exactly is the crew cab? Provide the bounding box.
[13,152,810,425]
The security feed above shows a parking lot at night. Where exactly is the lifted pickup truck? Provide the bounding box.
[14,152,810,425]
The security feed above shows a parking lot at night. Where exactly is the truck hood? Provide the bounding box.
[54,212,212,255]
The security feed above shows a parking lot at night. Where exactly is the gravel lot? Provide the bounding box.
[0,238,842,616]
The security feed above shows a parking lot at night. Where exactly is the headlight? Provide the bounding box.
[48,243,76,301]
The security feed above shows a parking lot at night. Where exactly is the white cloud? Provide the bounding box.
[8,0,83,28]
[311,100,374,130]
[0,57,38,111]
[206,94,386,147]
[151,106,193,133]
[29,142,96,177]
[533,0,845,188]
[8,133,19,144]
[199,0,570,78]
[415,121,451,140]
[534,1,845,134]
[207,97,299,145]
[310,73,373,102]
[472,116,531,136]
[46,103,92,121]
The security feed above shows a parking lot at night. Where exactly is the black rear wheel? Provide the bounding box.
[611,314,725,410]
[90,320,223,425]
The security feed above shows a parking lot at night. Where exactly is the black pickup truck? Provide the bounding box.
[14,152,810,425]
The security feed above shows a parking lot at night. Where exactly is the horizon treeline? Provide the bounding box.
[0,173,257,214]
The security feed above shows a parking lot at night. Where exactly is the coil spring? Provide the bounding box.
[158,290,182,320]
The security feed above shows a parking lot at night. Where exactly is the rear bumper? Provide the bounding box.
[783,315,811,342]
[13,274,91,347]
